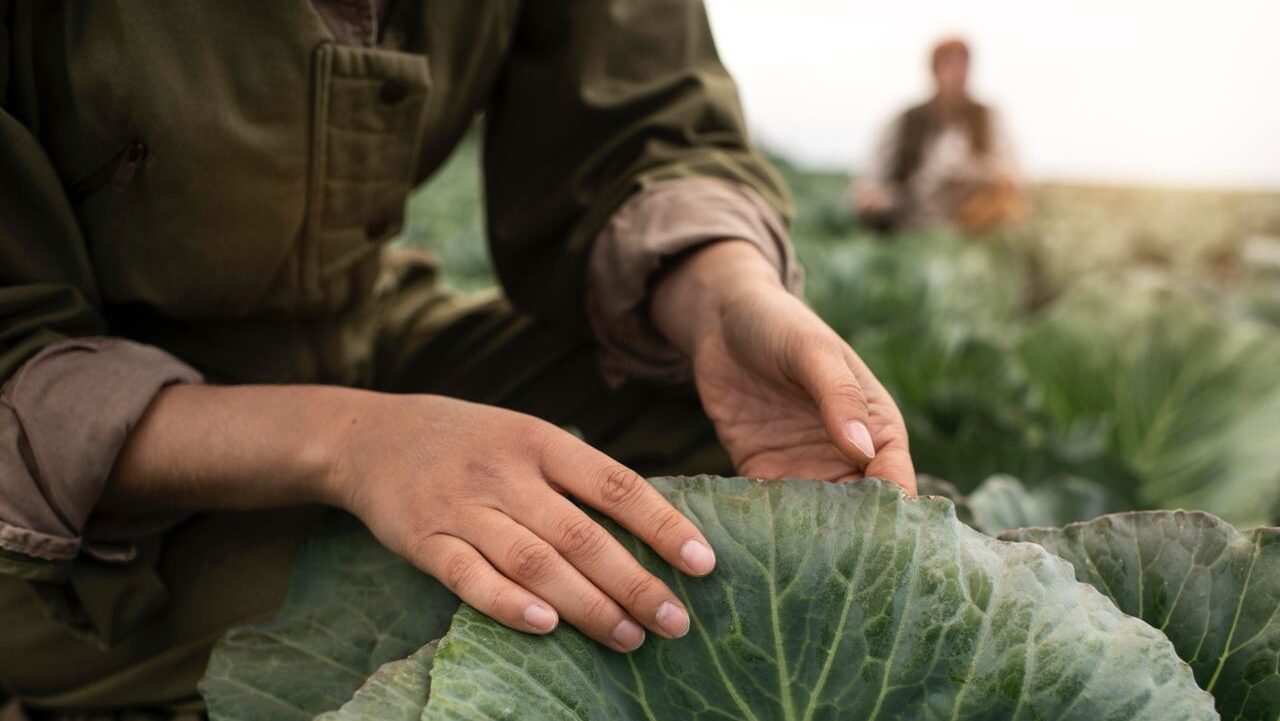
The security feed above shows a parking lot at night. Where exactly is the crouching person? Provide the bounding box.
[852,37,1025,234]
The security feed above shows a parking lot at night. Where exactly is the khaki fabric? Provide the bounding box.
[0,0,789,573]
[0,252,731,715]
[1,0,787,374]
[0,340,201,569]
[0,2,783,712]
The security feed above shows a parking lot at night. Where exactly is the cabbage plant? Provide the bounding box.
[198,476,1280,721]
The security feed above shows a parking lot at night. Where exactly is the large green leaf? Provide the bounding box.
[1004,512,1280,721]
[424,476,1213,720]
[314,643,438,721]
[199,513,459,721]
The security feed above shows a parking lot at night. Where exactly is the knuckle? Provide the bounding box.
[781,327,813,360]
[787,329,835,364]
[507,539,557,584]
[486,583,513,616]
[404,526,442,563]
[524,420,563,461]
[820,370,870,418]
[557,515,607,559]
[619,573,657,608]
[442,552,482,593]
[647,507,686,543]
[579,594,616,627]
[832,379,867,403]
[597,465,645,508]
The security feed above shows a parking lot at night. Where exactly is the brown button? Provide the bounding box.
[378,78,410,105]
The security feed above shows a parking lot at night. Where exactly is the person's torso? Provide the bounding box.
[910,124,988,223]
[10,1,518,323]
[892,100,996,225]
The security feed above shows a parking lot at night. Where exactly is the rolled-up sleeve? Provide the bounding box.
[0,338,201,573]
[587,177,802,383]
[482,0,795,358]
[0,27,203,581]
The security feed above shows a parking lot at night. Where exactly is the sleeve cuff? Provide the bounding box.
[0,337,203,568]
[587,177,803,385]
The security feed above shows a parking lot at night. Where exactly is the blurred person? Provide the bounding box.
[851,37,1025,234]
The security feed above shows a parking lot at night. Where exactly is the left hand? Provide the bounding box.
[652,241,916,493]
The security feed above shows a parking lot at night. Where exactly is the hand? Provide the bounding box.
[109,385,715,652]
[854,185,892,214]
[328,394,717,652]
[652,242,916,492]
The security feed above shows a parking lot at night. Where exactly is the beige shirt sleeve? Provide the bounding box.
[587,177,803,385]
[851,114,907,209]
[0,338,202,574]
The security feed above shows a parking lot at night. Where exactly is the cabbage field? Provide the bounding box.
[199,142,1280,720]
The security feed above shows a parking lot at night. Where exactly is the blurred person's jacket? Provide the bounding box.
[855,98,1023,233]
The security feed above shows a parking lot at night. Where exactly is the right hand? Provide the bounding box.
[325,394,717,652]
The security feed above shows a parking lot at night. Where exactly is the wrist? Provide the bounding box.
[318,392,469,516]
[650,240,783,355]
[308,387,399,512]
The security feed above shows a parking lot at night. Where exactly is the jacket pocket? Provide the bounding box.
[69,139,149,205]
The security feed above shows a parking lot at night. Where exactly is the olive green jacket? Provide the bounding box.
[0,1,794,580]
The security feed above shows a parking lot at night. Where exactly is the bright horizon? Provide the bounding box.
[704,0,1280,190]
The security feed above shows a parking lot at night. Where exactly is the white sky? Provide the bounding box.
[704,0,1280,189]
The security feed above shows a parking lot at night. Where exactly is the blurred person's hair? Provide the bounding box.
[885,35,991,188]
[930,37,970,72]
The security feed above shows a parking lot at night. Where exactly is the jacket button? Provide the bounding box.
[378,78,410,105]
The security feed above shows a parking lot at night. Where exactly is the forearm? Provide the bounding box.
[101,383,371,516]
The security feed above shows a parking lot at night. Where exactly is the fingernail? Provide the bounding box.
[656,601,690,638]
[680,539,716,576]
[611,618,645,651]
[843,420,877,459]
[523,603,558,632]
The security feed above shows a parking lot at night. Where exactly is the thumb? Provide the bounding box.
[794,345,876,466]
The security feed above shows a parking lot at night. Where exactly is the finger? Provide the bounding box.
[791,341,876,465]
[855,366,919,496]
[412,533,559,635]
[524,490,691,640]
[863,416,918,496]
[469,510,646,653]
[541,442,716,579]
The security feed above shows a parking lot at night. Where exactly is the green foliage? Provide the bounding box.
[1020,285,1280,525]
[315,644,438,721]
[1006,512,1280,721]
[966,475,1124,535]
[399,136,493,292]
[396,138,1280,525]
[199,514,459,721]
[205,478,1217,720]
[779,172,1280,513]
[233,144,1280,720]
